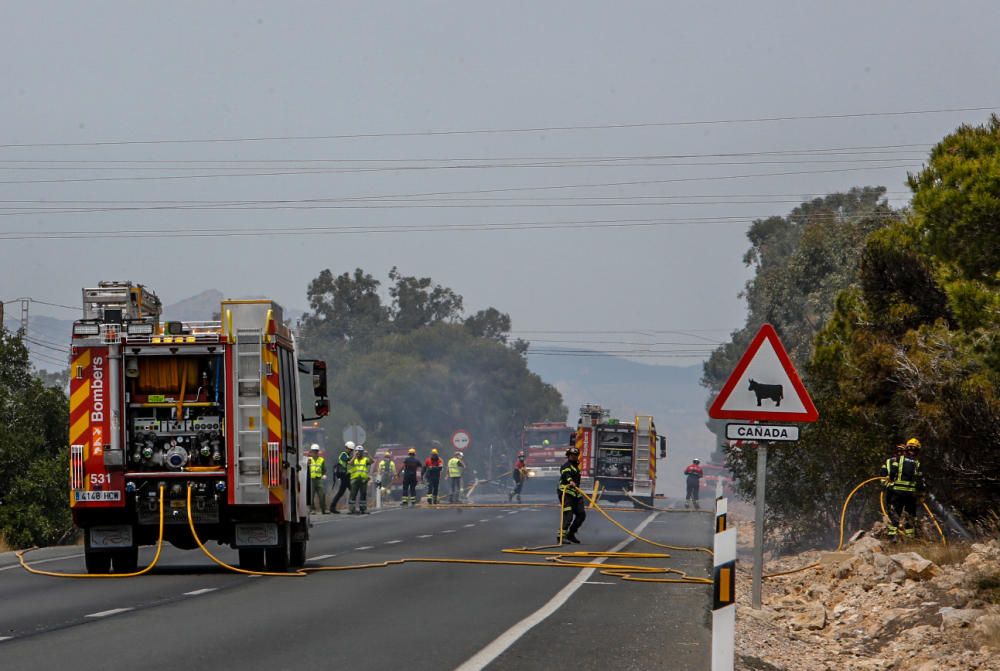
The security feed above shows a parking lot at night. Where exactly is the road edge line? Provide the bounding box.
[453,511,658,671]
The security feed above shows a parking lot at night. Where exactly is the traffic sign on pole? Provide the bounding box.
[708,323,818,423]
[343,425,367,446]
[451,430,471,451]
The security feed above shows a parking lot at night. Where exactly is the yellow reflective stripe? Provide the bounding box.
[70,380,90,413]
[72,349,92,374]
[69,412,91,445]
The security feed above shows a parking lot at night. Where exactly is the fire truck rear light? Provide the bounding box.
[73,323,100,336]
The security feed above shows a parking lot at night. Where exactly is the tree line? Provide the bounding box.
[704,116,1000,548]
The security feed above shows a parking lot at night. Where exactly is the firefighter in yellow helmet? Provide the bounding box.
[424,447,444,504]
[880,438,925,540]
[400,448,422,506]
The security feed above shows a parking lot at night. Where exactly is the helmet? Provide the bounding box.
[408,448,416,455]
[345,441,356,450]
[566,446,580,457]
[355,445,365,453]
[457,452,464,458]
[906,438,921,449]
[542,439,550,446]
[384,452,393,458]
[431,448,438,454]
[693,458,700,464]
[309,444,320,451]
[518,452,525,458]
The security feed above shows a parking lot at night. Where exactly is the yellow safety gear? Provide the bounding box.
[309,456,326,479]
[349,456,372,481]
[906,437,921,449]
[448,456,464,478]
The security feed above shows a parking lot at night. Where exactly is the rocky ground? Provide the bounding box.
[732,523,1000,670]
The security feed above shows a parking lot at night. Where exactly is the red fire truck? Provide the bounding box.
[68,282,329,573]
[573,404,662,506]
[518,422,575,493]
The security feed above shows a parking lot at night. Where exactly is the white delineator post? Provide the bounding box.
[712,496,736,671]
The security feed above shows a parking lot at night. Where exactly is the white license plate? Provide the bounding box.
[75,490,122,502]
[89,525,133,549]
[235,523,278,547]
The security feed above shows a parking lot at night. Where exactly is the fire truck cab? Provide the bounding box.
[68,281,329,573]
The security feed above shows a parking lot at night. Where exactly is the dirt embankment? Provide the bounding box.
[731,521,1000,671]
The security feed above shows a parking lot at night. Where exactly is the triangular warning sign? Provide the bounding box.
[708,323,818,422]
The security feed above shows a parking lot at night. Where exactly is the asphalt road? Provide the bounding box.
[0,495,713,671]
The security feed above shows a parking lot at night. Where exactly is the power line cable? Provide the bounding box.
[0,105,993,148]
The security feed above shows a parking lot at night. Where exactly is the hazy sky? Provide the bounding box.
[3,1,998,365]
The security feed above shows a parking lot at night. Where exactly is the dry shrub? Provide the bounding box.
[0,534,10,553]
[978,613,1000,651]
[912,541,974,566]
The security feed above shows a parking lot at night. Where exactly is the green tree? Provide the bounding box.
[0,330,72,548]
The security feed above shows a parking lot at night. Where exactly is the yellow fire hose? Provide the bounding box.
[17,485,166,578]
[765,477,947,579]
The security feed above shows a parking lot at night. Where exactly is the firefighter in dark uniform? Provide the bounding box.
[558,446,585,544]
[400,448,422,506]
[329,441,354,514]
[880,437,925,540]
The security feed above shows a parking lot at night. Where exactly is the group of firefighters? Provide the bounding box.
[308,443,467,514]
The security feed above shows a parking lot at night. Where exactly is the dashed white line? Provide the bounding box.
[355,546,375,550]
[463,524,476,528]
[495,515,505,519]
[417,534,433,538]
[184,588,218,596]
[248,575,261,579]
[441,530,456,534]
[0,553,85,572]
[308,554,335,561]
[385,540,402,545]
[85,608,133,618]
[479,519,490,523]
[0,636,12,642]
[584,581,616,585]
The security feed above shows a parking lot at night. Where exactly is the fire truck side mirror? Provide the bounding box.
[659,435,667,459]
[314,398,330,418]
[312,361,328,398]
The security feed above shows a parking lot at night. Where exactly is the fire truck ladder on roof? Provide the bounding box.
[632,415,654,497]
[233,328,268,505]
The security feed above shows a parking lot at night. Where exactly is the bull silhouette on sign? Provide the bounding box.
[748,379,783,407]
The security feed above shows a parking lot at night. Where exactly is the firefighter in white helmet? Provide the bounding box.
[448,451,466,503]
[348,445,373,514]
[329,441,355,514]
[308,444,327,513]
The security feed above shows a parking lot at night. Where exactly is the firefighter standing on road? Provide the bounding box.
[308,445,327,513]
[424,448,444,504]
[684,458,704,509]
[881,438,925,540]
[348,445,373,514]
[329,441,354,514]
[509,452,528,503]
[558,446,585,544]
[448,452,466,503]
[376,452,397,502]
[400,448,422,506]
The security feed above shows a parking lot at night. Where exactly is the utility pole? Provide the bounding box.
[18,298,29,336]
[0,300,5,332]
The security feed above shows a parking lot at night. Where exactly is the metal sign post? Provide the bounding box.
[751,443,768,609]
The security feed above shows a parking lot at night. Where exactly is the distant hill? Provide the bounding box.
[526,351,717,498]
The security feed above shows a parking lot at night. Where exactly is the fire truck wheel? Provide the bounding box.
[265,524,291,572]
[238,548,265,571]
[84,549,112,574]
[290,540,307,568]
[111,547,139,573]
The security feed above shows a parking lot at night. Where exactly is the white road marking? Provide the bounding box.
[248,575,261,579]
[184,588,218,596]
[479,519,490,523]
[355,546,375,550]
[440,530,456,534]
[0,636,12,642]
[584,581,616,585]
[417,534,433,538]
[307,554,335,561]
[495,515,505,519]
[463,524,476,528]
[385,540,402,545]
[0,552,85,572]
[85,608,133,618]
[455,512,658,671]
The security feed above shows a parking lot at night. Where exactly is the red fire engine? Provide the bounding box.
[573,404,662,506]
[68,282,329,573]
